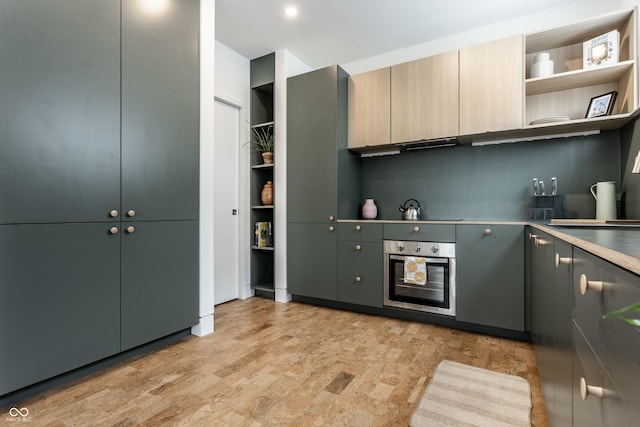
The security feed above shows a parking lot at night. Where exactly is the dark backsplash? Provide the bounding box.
[360,130,622,221]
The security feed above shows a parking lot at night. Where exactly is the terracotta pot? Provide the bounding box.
[261,152,273,164]
[261,181,273,205]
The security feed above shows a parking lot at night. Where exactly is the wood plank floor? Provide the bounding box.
[5,298,548,426]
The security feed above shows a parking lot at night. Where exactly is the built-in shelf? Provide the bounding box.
[251,163,274,170]
[526,60,634,95]
[252,121,274,129]
[252,246,274,251]
[250,53,276,300]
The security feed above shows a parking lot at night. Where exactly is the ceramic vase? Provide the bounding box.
[362,198,377,219]
[261,181,273,205]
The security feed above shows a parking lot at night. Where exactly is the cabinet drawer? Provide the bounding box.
[338,222,382,242]
[338,241,382,273]
[338,272,382,308]
[573,323,630,427]
[573,248,640,409]
[383,223,455,242]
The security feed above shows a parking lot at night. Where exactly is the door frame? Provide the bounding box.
[213,96,252,302]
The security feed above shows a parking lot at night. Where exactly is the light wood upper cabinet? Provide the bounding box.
[391,51,459,143]
[347,67,390,149]
[459,35,525,135]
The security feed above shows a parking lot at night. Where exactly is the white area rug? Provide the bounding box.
[410,360,532,427]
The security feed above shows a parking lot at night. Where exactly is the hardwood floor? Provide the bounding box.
[5,298,548,426]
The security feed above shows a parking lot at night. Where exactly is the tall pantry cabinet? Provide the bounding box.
[0,0,199,397]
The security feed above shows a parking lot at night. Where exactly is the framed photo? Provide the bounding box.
[585,91,617,118]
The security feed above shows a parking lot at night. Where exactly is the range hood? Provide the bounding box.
[398,137,459,150]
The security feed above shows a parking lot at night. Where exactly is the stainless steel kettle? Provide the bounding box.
[399,199,421,220]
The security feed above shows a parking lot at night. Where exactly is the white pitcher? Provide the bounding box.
[590,181,617,220]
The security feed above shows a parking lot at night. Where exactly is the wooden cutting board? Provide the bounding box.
[550,219,640,225]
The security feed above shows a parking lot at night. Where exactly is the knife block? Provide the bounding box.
[529,195,563,219]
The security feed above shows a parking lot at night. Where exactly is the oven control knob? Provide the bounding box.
[431,246,439,254]
[415,245,421,252]
[398,244,405,251]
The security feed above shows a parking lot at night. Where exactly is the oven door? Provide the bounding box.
[384,254,456,316]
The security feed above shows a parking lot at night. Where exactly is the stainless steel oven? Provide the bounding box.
[383,240,456,316]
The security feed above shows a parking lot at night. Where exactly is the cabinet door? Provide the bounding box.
[121,221,199,351]
[456,224,524,330]
[287,67,339,223]
[391,51,459,143]
[287,222,337,301]
[338,241,382,307]
[121,0,200,221]
[0,0,120,224]
[0,223,120,395]
[551,239,573,427]
[348,68,391,148]
[460,35,524,135]
[528,231,555,413]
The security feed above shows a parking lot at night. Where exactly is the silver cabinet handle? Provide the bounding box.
[109,227,119,235]
[329,225,335,232]
[555,253,572,267]
[109,210,119,218]
[413,226,420,232]
[355,225,362,231]
[529,233,539,241]
[329,215,335,221]
[126,226,135,234]
[355,244,362,251]
[580,377,605,400]
[127,210,136,217]
[484,228,492,235]
[579,274,604,295]
[355,276,361,283]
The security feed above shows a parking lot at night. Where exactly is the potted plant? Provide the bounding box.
[252,126,273,164]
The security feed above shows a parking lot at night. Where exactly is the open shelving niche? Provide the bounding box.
[523,7,638,134]
[249,54,276,298]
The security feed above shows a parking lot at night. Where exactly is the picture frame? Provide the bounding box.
[585,91,617,118]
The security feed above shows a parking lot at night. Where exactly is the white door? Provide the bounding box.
[213,98,240,305]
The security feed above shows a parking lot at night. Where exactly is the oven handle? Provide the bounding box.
[389,255,449,264]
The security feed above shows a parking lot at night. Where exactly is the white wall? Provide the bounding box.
[343,0,640,74]
[193,0,215,337]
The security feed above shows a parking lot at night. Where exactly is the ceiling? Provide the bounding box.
[215,0,580,69]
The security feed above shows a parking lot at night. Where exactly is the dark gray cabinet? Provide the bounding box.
[121,221,199,351]
[572,247,640,424]
[337,222,383,307]
[0,0,121,224]
[287,223,338,300]
[121,0,199,221]
[0,0,199,397]
[287,65,361,299]
[456,224,524,331]
[0,224,120,395]
[286,65,361,224]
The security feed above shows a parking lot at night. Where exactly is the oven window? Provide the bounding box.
[388,255,450,308]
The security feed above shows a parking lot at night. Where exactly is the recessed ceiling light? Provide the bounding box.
[284,6,298,18]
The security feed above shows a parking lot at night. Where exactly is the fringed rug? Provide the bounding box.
[410,360,532,426]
